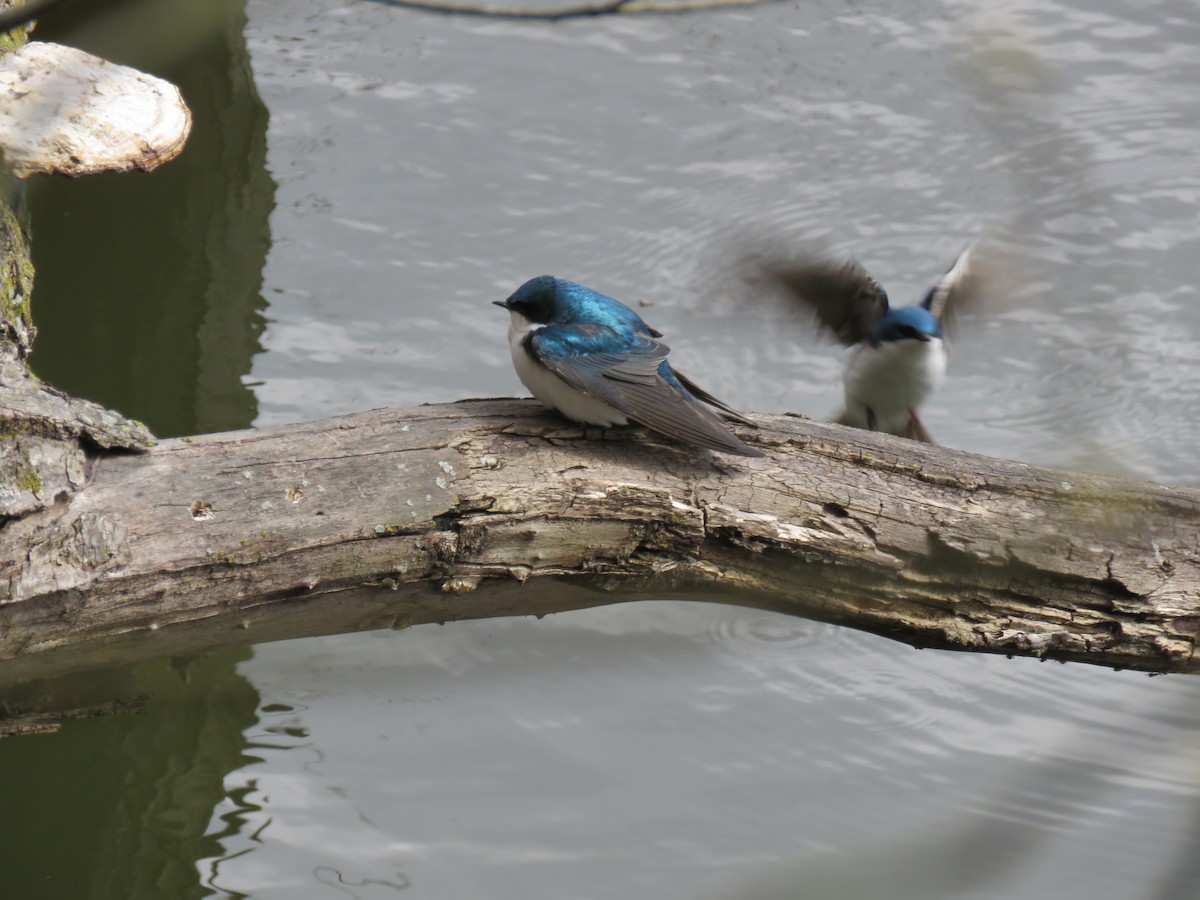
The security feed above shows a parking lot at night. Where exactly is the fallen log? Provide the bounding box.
[1,398,1196,687]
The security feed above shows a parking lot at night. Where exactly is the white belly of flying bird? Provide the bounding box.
[841,336,947,435]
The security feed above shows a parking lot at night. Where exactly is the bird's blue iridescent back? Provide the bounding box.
[550,278,652,334]
[537,280,684,386]
[530,321,657,361]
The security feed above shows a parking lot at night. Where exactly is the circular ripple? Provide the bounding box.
[706,607,839,660]
[706,608,979,752]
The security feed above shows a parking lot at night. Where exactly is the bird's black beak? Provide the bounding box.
[917,333,931,342]
[493,300,511,309]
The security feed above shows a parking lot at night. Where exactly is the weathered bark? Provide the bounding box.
[1,398,1196,687]
[0,33,157,528]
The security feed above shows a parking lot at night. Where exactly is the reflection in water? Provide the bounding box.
[27,0,274,438]
[0,650,259,899]
[0,1,274,897]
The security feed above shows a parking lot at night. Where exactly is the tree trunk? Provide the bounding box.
[2,398,1196,687]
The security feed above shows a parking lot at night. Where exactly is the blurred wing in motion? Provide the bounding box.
[920,241,984,330]
[749,254,890,346]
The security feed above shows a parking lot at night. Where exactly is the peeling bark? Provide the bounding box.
[1,398,1197,688]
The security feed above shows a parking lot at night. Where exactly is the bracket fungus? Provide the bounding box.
[0,42,190,178]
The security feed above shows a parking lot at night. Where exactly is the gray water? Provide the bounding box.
[9,0,1200,897]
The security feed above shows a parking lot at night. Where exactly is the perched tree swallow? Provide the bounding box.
[762,243,979,443]
[494,275,762,457]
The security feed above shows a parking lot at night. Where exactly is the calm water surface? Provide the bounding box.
[6,0,1200,897]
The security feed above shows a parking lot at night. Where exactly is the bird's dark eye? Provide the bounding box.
[901,325,919,338]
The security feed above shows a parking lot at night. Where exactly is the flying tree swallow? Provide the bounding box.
[763,243,979,443]
[494,275,762,457]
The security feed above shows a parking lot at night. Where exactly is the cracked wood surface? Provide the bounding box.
[1,397,1198,686]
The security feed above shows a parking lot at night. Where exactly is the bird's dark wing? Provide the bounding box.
[528,325,762,457]
[920,242,980,327]
[670,368,757,428]
[757,256,889,346]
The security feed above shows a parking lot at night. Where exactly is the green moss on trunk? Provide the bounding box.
[0,192,35,356]
[0,1,32,55]
[0,2,34,356]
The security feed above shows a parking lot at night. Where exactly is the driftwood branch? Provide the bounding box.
[2,398,1197,687]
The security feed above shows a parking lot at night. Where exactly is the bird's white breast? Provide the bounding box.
[507,310,628,427]
[842,337,946,434]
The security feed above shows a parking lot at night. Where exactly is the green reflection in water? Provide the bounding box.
[26,0,274,438]
[2,4,275,898]
[0,649,260,899]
